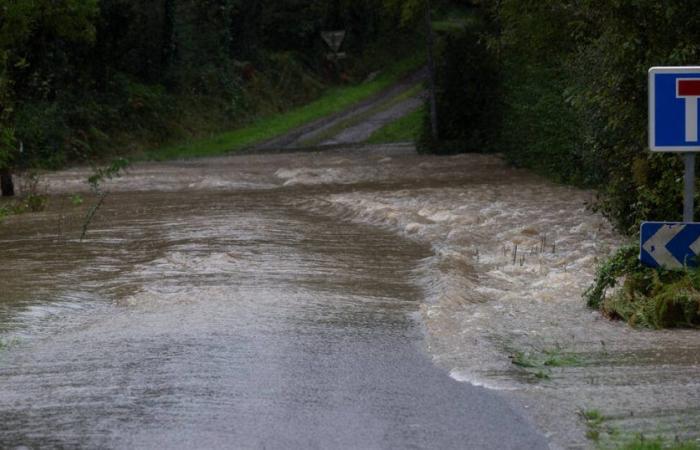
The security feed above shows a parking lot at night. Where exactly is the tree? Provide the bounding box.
[0,0,97,188]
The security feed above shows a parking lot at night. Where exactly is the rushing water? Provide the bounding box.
[1,144,699,449]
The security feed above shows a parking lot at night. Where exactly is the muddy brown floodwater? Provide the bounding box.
[1,143,699,449]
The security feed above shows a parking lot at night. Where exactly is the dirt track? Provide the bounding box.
[255,68,426,150]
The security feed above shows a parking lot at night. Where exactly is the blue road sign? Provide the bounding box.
[640,222,700,269]
[649,67,700,152]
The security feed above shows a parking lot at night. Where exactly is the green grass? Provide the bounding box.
[145,53,426,161]
[616,437,700,450]
[508,345,583,382]
[366,106,424,144]
[577,408,700,449]
[578,409,619,443]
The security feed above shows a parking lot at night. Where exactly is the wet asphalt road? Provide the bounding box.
[0,167,548,449]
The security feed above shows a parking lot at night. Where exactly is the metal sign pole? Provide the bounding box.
[684,152,696,222]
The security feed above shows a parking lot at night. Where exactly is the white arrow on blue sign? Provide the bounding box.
[640,222,700,269]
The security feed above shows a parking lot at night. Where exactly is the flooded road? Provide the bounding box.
[0,150,546,449]
[1,144,699,448]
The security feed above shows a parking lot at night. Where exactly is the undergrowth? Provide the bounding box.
[0,173,49,224]
[584,246,700,328]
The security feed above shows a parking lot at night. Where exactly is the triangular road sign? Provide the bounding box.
[321,30,346,53]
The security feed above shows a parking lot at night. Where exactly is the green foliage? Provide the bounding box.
[70,194,84,206]
[618,436,700,450]
[584,246,640,309]
[81,157,130,241]
[0,0,410,171]
[88,157,130,192]
[578,408,614,442]
[585,246,700,329]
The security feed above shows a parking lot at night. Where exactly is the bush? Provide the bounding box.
[585,246,700,328]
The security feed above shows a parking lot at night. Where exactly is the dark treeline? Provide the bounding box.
[0,0,408,178]
[428,0,700,235]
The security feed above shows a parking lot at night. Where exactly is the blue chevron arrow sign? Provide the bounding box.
[640,222,700,269]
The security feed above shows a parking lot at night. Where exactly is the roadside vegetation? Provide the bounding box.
[578,408,700,449]
[417,1,700,329]
[619,438,700,450]
[367,107,423,144]
[0,0,427,228]
[0,0,422,184]
[585,246,700,328]
[150,55,424,159]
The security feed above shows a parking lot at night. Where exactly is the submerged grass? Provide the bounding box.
[579,409,612,442]
[508,345,583,381]
[578,407,700,449]
[617,438,700,450]
[145,54,425,161]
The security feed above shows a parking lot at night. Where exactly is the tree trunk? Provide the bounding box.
[0,170,15,197]
[425,0,439,141]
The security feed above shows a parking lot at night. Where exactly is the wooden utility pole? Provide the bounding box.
[425,0,439,140]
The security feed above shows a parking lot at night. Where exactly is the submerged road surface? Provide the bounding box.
[0,155,547,449]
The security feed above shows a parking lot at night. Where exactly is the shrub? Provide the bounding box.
[585,246,700,328]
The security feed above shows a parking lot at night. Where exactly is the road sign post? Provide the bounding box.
[644,67,700,268]
[321,31,346,60]
[685,152,695,222]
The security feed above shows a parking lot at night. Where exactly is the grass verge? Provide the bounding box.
[366,105,424,144]
[145,53,425,161]
[617,437,700,450]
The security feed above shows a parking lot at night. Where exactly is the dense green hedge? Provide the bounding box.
[0,0,404,171]
[424,0,700,235]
